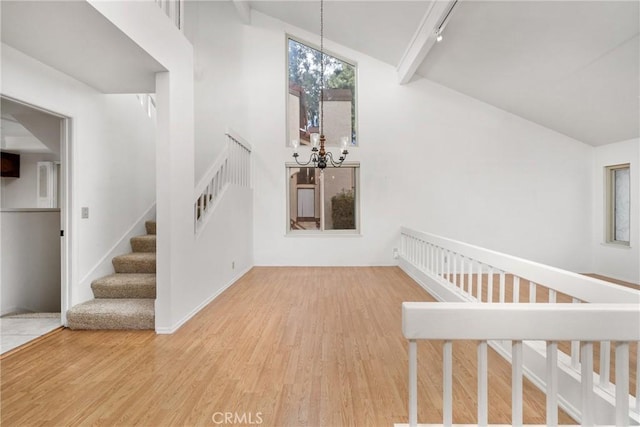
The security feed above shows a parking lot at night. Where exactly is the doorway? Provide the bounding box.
[0,96,71,353]
[297,188,315,220]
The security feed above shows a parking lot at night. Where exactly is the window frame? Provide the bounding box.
[285,162,361,236]
[285,33,359,149]
[604,163,631,247]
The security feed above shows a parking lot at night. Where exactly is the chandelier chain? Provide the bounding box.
[291,0,347,170]
[320,0,324,136]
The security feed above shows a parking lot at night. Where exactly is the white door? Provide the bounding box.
[297,188,315,219]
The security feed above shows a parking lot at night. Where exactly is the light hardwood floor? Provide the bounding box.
[1,267,577,426]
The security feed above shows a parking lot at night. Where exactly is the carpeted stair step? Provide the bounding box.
[130,234,156,253]
[91,274,156,299]
[112,252,156,274]
[145,220,156,235]
[67,299,154,330]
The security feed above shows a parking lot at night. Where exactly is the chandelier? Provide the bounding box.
[291,0,349,170]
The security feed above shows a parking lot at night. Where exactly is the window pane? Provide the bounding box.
[288,38,357,147]
[289,167,320,231]
[614,167,630,242]
[323,168,356,230]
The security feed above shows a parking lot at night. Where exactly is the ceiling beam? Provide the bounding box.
[396,0,456,85]
[233,0,251,25]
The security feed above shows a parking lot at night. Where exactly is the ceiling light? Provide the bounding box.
[434,0,458,44]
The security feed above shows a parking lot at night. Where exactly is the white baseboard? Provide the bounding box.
[0,306,24,317]
[155,265,252,334]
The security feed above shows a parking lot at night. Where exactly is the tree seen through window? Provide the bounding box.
[287,37,357,147]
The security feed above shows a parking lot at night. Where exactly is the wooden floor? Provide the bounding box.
[1,267,576,426]
[584,273,640,291]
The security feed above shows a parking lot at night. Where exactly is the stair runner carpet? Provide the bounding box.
[67,221,156,330]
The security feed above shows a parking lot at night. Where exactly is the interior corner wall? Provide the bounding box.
[89,1,254,333]
[244,11,593,272]
[86,0,194,332]
[1,44,156,306]
[591,138,639,283]
[183,1,249,182]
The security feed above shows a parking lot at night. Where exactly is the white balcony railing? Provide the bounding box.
[399,302,640,427]
[398,227,640,425]
[194,129,251,235]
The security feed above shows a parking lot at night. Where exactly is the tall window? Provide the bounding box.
[287,36,357,148]
[287,164,359,233]
[605,164,630,245]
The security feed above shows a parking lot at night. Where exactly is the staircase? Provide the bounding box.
[67,221,156,330]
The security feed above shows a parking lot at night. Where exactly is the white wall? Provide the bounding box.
[12,109,62,154]
[245,11,593,272]
[183,186,253,328]
[1,153,59,208]
[89,1,253,332]
[591,138,639,283]
[183,1,249,182]
[1,210,61,314]
[1,44,156,306]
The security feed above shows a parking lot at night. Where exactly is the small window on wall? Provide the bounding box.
[287,36,357,148]
[605,164,630,246]
[287,164,359,234]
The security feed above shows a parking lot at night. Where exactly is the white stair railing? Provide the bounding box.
[155,0,183,30]
[136,94,156,120]
[400,302,640,427]
[398,227,640,424]
[194,129,251,235]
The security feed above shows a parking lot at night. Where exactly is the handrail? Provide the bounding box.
[194,130,251,235]
[398,227,640,425]
[400,227,640,304]
[402,302,640,427]
[403,303,640,341]
[226,127,252,152]
[194,145,228,202]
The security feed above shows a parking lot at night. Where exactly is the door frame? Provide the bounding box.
[59,116,72,325]
[1,95,72,325]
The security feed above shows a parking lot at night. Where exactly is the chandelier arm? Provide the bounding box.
[293,152,317,167]
[325,151,346,167]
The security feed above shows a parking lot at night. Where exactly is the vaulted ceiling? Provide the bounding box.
[248,0,640,146]
[1,0,636,146]
[1,1,165,93]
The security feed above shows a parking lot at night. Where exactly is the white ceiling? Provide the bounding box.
[1,1,165,93]
[0,121,50,153]
[249,0,640,146]
[249,1,431,65]
[1,98,60,153]
[418,1,639,146]
[1,1,636,145]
